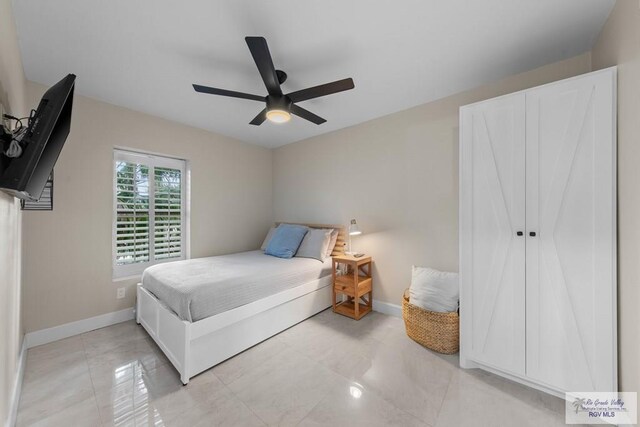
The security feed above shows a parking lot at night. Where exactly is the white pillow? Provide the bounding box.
[409,266,459,313]
[260,226,277,251]
[295,228,332,261]
[324,229,339,258]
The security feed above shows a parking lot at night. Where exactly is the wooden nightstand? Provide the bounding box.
[332,254,372,320]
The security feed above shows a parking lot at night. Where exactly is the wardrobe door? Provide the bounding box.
[460,93,526,375]
[525,69,616,392]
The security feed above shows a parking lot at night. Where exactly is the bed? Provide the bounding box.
[136,223,346,384]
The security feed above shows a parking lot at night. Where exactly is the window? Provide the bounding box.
[113,149,187,278]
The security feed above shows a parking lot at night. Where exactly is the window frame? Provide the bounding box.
[112,148,189,280]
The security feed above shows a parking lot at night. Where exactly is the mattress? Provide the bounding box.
[142,250,333,322]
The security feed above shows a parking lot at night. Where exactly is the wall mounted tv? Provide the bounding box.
[0,74,75,201]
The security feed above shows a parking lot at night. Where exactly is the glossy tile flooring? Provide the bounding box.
[17,309,572,426]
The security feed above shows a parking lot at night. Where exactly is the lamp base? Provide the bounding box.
[345,251,365,257]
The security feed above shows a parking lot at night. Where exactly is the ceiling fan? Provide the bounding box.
[193,37,355,126]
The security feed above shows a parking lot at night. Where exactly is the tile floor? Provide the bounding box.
[16,309,572,426]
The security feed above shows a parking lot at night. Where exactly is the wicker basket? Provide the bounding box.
[402,289,459,354]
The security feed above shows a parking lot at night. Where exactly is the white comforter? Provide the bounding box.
[142,250,333,322]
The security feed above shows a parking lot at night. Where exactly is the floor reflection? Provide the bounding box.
[110,361,164,426]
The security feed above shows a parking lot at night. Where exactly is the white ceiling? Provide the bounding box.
[13,0,614,148]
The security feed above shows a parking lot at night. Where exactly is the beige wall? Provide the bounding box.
[274,53,591,305]
[0,0,26,424]
[22,83,273,332]
[592,0,640,398]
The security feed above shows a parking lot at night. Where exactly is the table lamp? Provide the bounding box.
[346,219,362,255]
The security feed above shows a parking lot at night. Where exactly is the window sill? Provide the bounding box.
[113,256,187,282]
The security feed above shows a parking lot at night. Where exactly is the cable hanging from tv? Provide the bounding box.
[1,110,36,158]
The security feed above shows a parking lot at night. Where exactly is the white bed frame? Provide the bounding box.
[136,223,346,385]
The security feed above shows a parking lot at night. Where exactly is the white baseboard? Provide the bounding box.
[6,338,26,427]
[25,308,135,349]
[22,300,396,349]
[372,299,402,318]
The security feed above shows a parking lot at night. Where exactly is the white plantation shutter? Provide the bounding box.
[115,162,150,265]
[154,167,183,260]
[113,150,187,278]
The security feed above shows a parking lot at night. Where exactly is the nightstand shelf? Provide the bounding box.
[334,300,370,318]
[332,254,373,320]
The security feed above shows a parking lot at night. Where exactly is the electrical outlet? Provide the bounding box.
[117,287,126,299]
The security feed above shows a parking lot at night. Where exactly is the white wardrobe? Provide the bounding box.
[459,68,617,396]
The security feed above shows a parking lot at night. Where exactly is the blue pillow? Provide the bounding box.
[265,224,309,259]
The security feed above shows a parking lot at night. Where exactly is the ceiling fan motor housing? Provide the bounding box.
[266,95,292,113]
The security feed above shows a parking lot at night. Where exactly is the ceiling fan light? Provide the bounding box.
[266,109,291,123]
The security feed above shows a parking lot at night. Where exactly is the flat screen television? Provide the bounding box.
[0,74,75,201]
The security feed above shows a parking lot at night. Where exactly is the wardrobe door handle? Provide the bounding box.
[516,231,523,236]
[529,232,536,237]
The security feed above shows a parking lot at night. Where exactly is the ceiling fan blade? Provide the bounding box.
[286,78,354,103]
[193,84,264,102]
[245,37,283,97]
[249,109,267,126]
[290,104,326,125]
